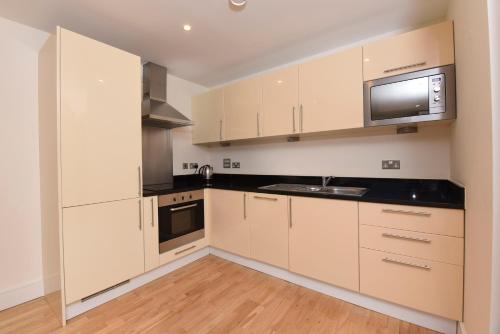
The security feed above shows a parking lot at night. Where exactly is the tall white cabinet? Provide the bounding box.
[39,27,143,325]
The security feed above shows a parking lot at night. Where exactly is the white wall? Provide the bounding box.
[447,1,495,334]
[208,125,451,179]
[166,74,210,175]
[488,0,500,333]
[0,17,49,310]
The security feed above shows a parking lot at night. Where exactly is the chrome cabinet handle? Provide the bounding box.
[292,106,296,133]
[151,198,155,227]
[137,166,142,196]
[243,193,247,219]
[257,113,260,136]
[384,61,427,74]
[382,208,431,217]
[219,119,223,141]
[254,195,278,201]
[138,200,142,231]
[289,197,292,228]
[382,257,431,271]
[299,104,303,132]
[175,245,196,255]
[170,203,198,212]
[382,233,431,243]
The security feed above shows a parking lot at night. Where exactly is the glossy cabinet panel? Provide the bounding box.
[363,21,454,81]
[289,196,359,291]
[299,47,364,133]
[261,66,299,136]
[224,77,261,140]
[209,189,251,257]
[192,88,225,143]
[60,28,142,207]
[247,193,289,269]
[143,196,159,272]
[62,199,145,304]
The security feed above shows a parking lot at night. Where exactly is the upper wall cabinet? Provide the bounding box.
[363,21,454,81]
[192,88,224,143]
[299,47,364,133]
[261,66,299,137]
[60,28,142,207]
[224,77,262,140]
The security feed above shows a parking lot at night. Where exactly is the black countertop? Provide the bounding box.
[143,174,465,209]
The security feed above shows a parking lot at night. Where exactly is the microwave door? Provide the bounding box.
[371,77,429,120]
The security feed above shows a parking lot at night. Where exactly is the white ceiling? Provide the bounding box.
[0,0,450,87]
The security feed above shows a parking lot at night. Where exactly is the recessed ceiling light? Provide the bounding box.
[230,0,247,6]
[183,24,192,32]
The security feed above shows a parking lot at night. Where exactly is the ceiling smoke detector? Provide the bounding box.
[230,0,247,7]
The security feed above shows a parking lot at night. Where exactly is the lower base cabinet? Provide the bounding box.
[289,196,359,291]
[62,198,145,304]
[360,248,463,320]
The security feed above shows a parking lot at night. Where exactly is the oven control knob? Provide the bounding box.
[181,196,185,200]
[189,194,192,199]
[433,86,441,93]
[173,197,176,202]
[434,96,440,102]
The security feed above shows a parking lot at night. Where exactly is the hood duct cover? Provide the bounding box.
[141,62,193,129]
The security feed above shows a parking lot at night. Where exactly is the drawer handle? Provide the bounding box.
[382,233,431,243]
[254,195,278,201]
[382,257,431,271]
[174,245,196,255]
[382,208,431,217]
[383,61,427,74]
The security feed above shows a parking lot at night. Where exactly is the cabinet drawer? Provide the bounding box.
[360,248,463,320]
[360,225,464,265]
[159,238,208,266]
[359,202,464,237]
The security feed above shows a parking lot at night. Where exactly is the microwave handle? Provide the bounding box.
[170,203,198,212]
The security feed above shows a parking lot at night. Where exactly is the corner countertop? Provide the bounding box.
[143,174,465,210]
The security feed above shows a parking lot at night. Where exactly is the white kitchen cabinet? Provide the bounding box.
[60,28,142,207]
[143,196,159,272]
[192,88,225,143]
[246,193,289,268]
[62,198,145,304]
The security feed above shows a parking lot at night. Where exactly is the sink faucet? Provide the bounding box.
[322,176,334,187]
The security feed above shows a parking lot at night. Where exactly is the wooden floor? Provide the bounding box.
[0,255,439,334]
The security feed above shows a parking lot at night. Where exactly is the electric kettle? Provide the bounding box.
[198,165,214,180]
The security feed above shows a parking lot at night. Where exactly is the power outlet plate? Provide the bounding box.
[189,163,198,169]
[223,158,231,168]
[232,162,240,168]
[382,160,401,169]
[182,163,189,170]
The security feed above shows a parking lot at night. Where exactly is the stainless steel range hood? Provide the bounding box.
[142,62,192,129]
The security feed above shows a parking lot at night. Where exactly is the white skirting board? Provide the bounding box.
[64,246,457,334]
[210,248,458,334]
[65,247,209,320]
[0,279,44,311]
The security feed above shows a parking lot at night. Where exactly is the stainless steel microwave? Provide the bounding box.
[363,65,456,127]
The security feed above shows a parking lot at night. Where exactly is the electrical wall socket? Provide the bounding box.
[232,162,240,168]
[182,163,188,169]
[382,160,400,169]
[189,163,198,169]
[223,158,231,168]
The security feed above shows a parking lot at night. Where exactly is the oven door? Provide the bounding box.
[363,65,455,127]
[158,199,205,253]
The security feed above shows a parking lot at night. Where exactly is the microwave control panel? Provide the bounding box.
[429,74,446,113]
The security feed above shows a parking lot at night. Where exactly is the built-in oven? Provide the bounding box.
[363,65,456,127]
[157,190,204,254]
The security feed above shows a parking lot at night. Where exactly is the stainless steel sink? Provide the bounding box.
[258,184,369,197]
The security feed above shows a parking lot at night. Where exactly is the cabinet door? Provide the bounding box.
[224,77,261,140]
[247,193,289,268]
[289,196,359,291]
[209,189,250,257]
[299,47,363,133]
[60,28,142,207]
[363,21,454,81]
[192,89,224,143]
[143,196,159,272]
[261,66,299,137]
[62,198,144,304]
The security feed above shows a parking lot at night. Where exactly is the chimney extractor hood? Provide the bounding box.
[142,62,193,129]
